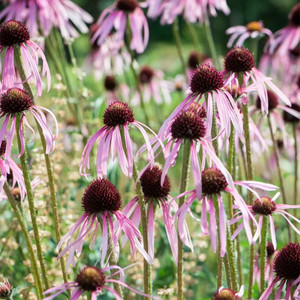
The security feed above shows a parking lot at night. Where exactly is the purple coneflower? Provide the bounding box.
[186,51,212,80]
[57,178,151,270]
[260,243,300,300]
[173,167,274,255]
[0,88,57,157]
[157,0,230,25]
[0,0,93,40]
[0,20,50,96]
[44,265,154,299]
[268,3,300,55]
[0,279,12,299]
[92,0,149,54]
[103,75,130,105]
[223,47,291,114]
[226,21,272,48]
[132,66,171,105]
[80,101,156,178]
[123,165,179,262]
[230,193,300,250]
[159,64,243,140]
[85,28,130,80]
[212,285,244,300]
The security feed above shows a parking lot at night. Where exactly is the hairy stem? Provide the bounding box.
[15,115,50,290]
[3,183,43,299]
[260,215,268,295]
[172,18,186,76]
[178,139,191,300]
[242,103,255,299]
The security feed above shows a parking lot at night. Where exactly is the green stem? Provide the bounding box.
[293,124,298,241]
[119,127,151,295]
[212,196,223,289]
[267,116,292,241]
[260,216,268,295]
[178,139,191,300]
[125,21,149,125]
[187,23,200,51]
[14,45,69,286]
[226,128,239,291]
[203,21,220,69]
[104,215,123,299]
[242,103,255,299]
[172,18,186,76]
[224,254,232,289]
[15,114,50,290]
[3,183,43,299]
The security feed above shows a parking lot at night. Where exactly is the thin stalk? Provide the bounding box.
[187,23,200,51]
[242,103,255,299]
[102,215,123,298]
[119,127,151,295]
[224,254,232,289]
[260,215,268,295]
[267,116,287,204]
[212,196,223,289]
[125,21,149,125]
[203,21,220,69]
[226,128,238,291]
[14,45,69,286]
[3,183,43,299]
[267,116,292,241]
[178,139,191,300]
[172,18,186,76]
[15,114,50,290]
[293,124,298,237]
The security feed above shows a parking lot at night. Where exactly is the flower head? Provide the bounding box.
[226,21,272,48]
[267,3,300,55]
[0,20,50,96]
[0,279,12,299]
[57,178,151,270]
[260,243,300,300]
[0,0,93,40]
[44,265,154,299]
[231,192,300,250]
[0,88,57,158]
[213,286,244,300]
[81,101,157,178]
[124,165,178,261]
[92,0,149,53]
[223,47,290,114]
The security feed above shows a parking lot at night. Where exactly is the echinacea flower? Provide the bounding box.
[103,75,130,105]
[173,168,274,256]
[132,66,171,105]
[80,101,157,178]
[0,88,58,157]
[157,0,230,25]
[123,165,179,262]
[212,285,244,300]
[260,243,300,300]
[0,20,50,96]
[43,265,155,300]
[0,0,93,40]
[230,193,300,250]
[223,47,291,114]
[57,178,152,270]
[92,0,149,54]
[268,3,300,55]
[226,21,272,48]
[0,279,12,299]
[186,51,212,80]
[85,29,130,80]
[158,64,243,140]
